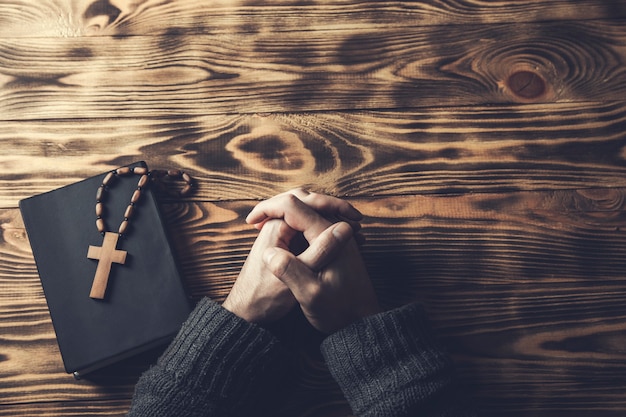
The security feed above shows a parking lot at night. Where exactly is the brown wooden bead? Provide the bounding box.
[124,204,134,219]
[116,167,131,176]
[96,218,105,233]
[167,169,181,177]
[182,172,192,184]
[102,171,115,186]
[131,189,141,203]
[137,174,149,188]
[96,202,104,217]
[96,185,105,202]
[180,184,192,196]
[133,167,148,175]
[118,220,129,235]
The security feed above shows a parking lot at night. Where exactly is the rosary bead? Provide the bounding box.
[131,189,142,204]
[137,174,149,188]
[180,184,192,196]
[133,167,148,175]
[102,171,115,186]
[182,172,192,184]
[116,167,131,176]
[124,204,134,219]
[118,220,129,235]
[96,185,105,202]
[96,218,106,233]
[96,202,104,217]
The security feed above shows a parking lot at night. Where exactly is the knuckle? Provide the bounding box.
[283,193,300,207]
[289,187,307,195]
[306,195,323,208]
[268,251,293,278]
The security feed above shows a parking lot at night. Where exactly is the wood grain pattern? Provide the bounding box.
[1,19,626,119]
[2,0,626,415]
[3,189,626,415]
[0,400,133,417]
[1,0,625,38]
[1,101,625,207]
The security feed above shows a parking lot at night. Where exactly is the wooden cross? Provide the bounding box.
[87,232,127,299]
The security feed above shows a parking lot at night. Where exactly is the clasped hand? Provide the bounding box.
[222,189,381,334]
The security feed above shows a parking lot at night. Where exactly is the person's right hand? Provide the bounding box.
[251,194,381,334]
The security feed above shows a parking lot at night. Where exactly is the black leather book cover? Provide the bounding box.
[19,162,192,377]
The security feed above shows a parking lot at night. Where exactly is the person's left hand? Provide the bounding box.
[222,219,298,324]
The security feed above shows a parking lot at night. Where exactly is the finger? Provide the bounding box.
[253,218,297,250]
[277,188,363,222]
[247,189,362,225]
[247,194,332,243]
[263,247,316,302]
[298,222,353,271]
[293,189,363,221]
[254,213,362,235]
[335,214,362,233]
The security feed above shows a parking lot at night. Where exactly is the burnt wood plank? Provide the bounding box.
[1,19,625,119]
[1,101,625,207]
[0,400,131,417]
[2,188,626,415]
[0,0,625,38]
[2,0,625,415]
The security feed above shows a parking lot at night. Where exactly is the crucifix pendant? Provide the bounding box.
[87,232,128,299]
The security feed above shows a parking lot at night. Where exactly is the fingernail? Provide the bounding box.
[332,222,352,241]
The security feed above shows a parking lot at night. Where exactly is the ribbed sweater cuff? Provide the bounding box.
[129,298,291,416]
[320,303,456,417]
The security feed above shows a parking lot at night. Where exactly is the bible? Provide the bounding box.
[19,162,192,378]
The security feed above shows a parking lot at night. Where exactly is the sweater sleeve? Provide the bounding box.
[320,303,474,417]
[127,298,292,417]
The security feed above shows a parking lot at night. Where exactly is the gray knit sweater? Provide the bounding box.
[127,298,472,416]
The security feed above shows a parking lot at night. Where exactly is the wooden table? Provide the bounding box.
[2,1,626,415]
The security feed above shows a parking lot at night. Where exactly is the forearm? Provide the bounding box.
[127,298,292,417]
[321,303,474,417]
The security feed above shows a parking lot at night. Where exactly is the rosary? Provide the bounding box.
[86,165,193,299]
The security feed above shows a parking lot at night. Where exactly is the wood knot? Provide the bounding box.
[225,124,316,176]
[506,70,546,100]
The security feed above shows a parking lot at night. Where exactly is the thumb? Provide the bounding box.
[263,247,315,302]
[298,221,353,271]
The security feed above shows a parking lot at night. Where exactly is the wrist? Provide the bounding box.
[222,296,254,322]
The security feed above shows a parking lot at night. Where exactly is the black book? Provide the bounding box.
[19,162,192,378]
